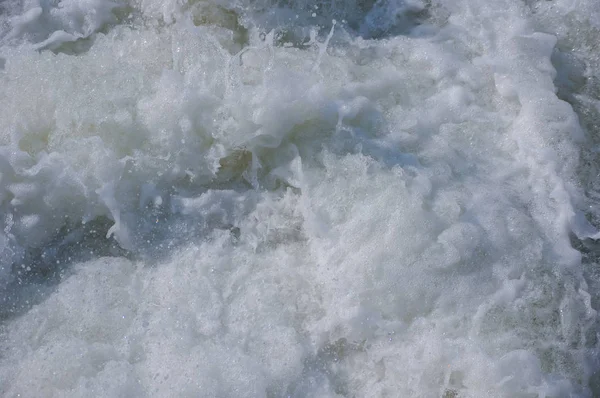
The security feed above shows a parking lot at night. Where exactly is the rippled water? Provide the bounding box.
[1,0,600,396]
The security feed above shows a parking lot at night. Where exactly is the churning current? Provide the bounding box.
[1,0,600,396]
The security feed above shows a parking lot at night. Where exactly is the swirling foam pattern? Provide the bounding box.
[1,0,600,396]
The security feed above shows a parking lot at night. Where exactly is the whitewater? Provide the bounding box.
[0,0,599,396]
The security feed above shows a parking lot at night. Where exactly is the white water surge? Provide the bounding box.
[1,0,600,396]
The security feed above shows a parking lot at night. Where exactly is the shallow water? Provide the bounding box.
[0,0,600,396]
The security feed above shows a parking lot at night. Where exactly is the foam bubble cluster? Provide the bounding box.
[0,0,599,396]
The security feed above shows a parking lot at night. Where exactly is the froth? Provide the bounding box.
[0,0,599,396]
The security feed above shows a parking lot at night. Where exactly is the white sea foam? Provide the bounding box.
[0,0,599,396]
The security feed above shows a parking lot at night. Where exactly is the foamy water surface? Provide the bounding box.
[1,0,600,396]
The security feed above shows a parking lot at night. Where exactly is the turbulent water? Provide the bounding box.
[1,0,600,396]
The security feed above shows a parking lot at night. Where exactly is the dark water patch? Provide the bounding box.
[0,217,129,321]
